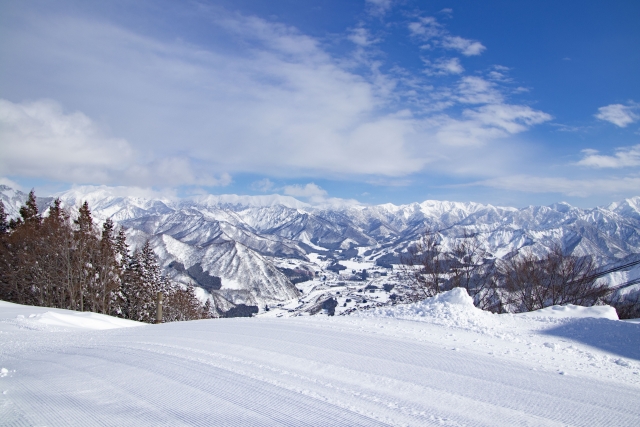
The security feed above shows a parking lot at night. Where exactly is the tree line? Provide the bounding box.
[401,228,639,318]
[0,190,211,323]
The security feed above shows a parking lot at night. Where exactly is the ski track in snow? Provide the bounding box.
[1,303,640,427]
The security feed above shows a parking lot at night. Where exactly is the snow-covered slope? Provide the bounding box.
[152,234,299,305]
[0,185,26,218]
[0,185,53,218]
[1,290,638,426]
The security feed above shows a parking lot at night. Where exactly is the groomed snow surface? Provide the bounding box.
[1,290,639,426]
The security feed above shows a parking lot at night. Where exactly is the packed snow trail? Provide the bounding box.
[1,305,640,427]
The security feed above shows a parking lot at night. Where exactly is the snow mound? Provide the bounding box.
[521,304,619,321]
[428,287,475,306]
[16,311,143,330]
[359,288,496,331]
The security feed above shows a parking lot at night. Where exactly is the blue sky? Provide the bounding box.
[1,0,639,208]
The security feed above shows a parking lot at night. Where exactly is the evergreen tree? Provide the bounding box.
[0,200,18,302]
[19,189,40,226]
[120,247,141,320]
[73,201,98,311]
[114,228,130,270]
[139,241,163,322]
[163,281,205,322]
[110,227,130,317]
[202,299,213,319]
[75,201,93,235]
[41,198,73,309]
[101,218,115,244]
[4,190,43,305]
[94,218,120,314]
[140,241,163,293]
[0,200,7,234]
[121,241,161,323]
[46,199,65,225]
[0,195,207,324]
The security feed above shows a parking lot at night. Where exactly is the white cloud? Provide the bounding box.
[577,145,640,168]
[251,178,275,192]
[409,18,485,56]
[123,158,232,188]
[408,17,442,40]
[455,77,503,104]
[366,0,394,16]
[0,177,23,190]
[62,184,178,202]
[0,98,231,187]
[282,182,359,206]
[366,177,412,187]
[487,66,512,83]
[0,98,133,183]
[464,104,552,133]
[475,174,640,197]
[348,27,375,46]
[434,104,552,146]
[442,36,486,56]
[283,183,327,200]
[424,57,464,75]
[595,103,639,127]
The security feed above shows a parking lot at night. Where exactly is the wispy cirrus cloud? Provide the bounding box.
[433,104,552,146]
[455,76,504,104]
[409,16,485,56]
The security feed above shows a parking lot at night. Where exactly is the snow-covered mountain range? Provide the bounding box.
[2,185,640,310]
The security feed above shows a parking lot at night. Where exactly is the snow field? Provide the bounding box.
[1,291,639,426]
